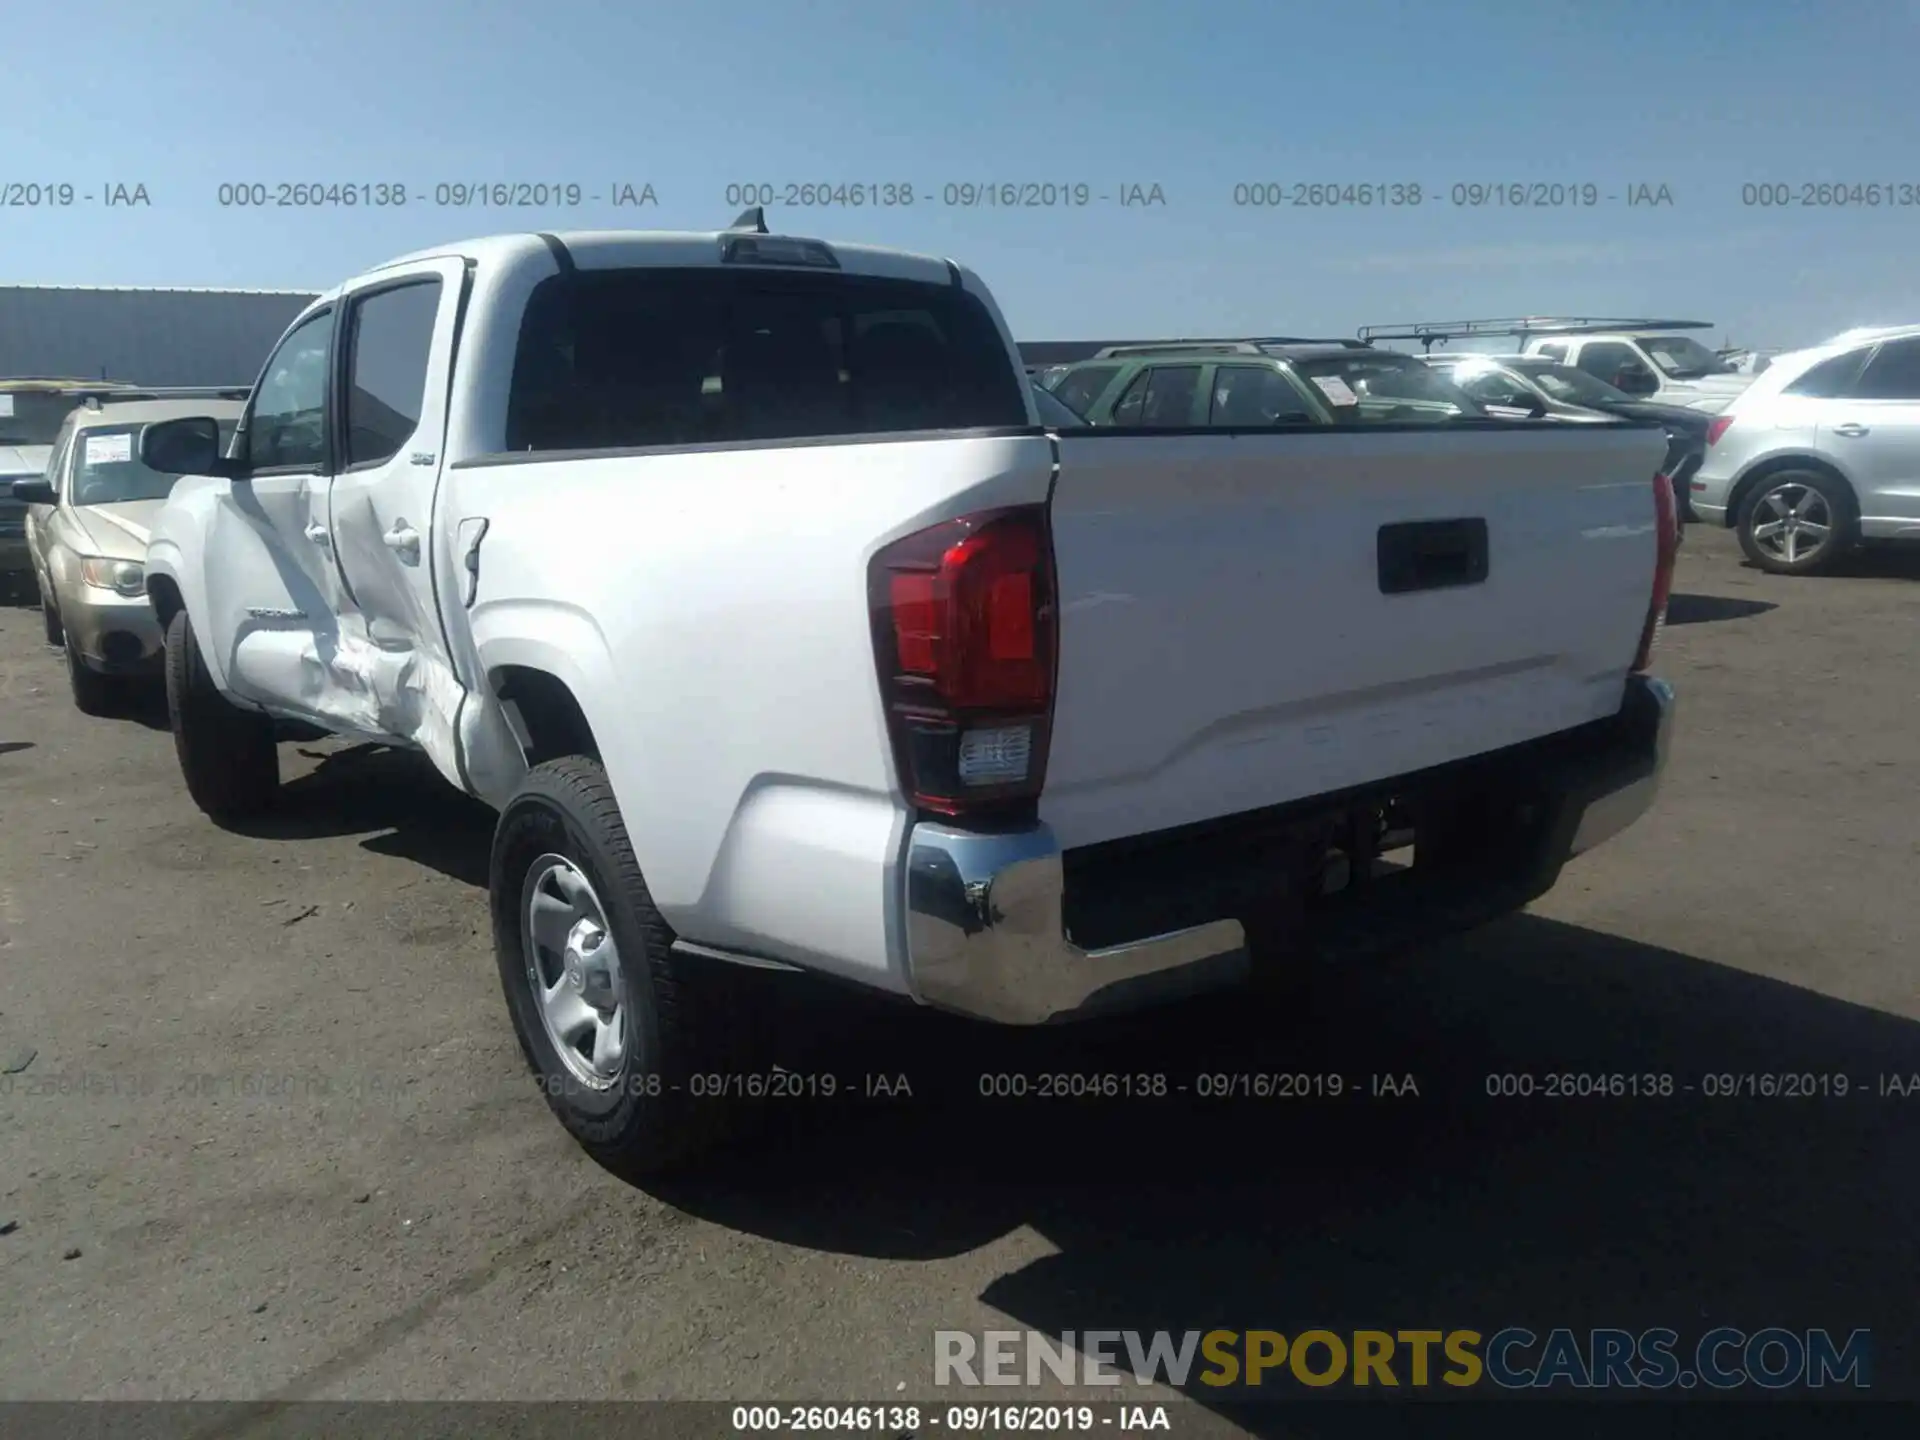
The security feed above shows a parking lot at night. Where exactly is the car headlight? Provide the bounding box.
[79,556,145,597]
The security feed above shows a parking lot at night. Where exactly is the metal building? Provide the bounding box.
[0,285,318,387]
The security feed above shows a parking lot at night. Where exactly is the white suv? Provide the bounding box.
[1690,325,1920,575]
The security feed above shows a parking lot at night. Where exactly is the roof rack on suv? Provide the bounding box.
[1092,336,1375,359]
[79,386,252,409]
[1094,342,1265,358]
[1356,317,1714,353]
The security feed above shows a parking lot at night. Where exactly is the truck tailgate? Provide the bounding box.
[1040,424,1669,851]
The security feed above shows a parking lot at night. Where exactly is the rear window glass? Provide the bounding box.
[505,268,1028,451]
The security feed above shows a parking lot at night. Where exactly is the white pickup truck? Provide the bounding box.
[141,219,1679,1173]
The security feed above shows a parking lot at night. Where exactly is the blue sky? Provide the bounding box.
[3,0,1916,349]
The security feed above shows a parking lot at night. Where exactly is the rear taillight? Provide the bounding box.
[1633,473,1679,673]
[1706,415,1735,447]
[869,505,1058,817]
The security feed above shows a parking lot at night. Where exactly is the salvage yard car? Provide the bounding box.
[13,395,247,713]
[138,215,1680,1174]
[1690,323,1920,574]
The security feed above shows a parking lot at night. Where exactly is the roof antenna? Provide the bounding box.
[727,205,769,235]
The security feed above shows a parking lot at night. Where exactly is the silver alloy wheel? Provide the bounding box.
[1750,481,1832,566]
[522,852,630,1088]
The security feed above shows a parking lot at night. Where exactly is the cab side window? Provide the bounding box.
[244,309,335,471]
[1576,342,1655,394]
[344,281,443,467]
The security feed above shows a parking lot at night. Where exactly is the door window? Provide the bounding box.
[345,280,443,467]
[245,310,334,470]
[1139,365,1202,425]
[1054,364,1120,418]
[1109,370,1149,425]
[1209,365,1324,425]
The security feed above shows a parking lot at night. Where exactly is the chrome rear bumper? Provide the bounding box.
[903,675,1676,1025]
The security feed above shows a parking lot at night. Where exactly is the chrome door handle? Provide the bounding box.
[1830,423,1869,438]
[383,521,421,562]
[304,522,330,545]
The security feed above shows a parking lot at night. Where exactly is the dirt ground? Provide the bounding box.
[2,526,1916,1430]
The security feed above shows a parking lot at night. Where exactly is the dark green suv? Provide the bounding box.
[1043,341,1489,427]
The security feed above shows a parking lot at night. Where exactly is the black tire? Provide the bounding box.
[1737,469,1856,576]
[64,632,120,716]
[42,596,62,646]
[163,607,280,818]
[491,756,730,1177]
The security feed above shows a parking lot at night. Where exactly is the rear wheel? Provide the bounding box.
[1737,470,1855,575]
[163,607,280,818]
[491,756,736,1176]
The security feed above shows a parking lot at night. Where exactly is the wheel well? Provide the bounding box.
[490,665,599,765]
[147,575,184,631]
[1724,455,1854,529]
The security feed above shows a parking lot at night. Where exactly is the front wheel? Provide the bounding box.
[491,757,730,1176]
[1737,470,1855,575]
[163,607,280,818]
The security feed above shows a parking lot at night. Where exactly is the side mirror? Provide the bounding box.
[1616,366,1658,396]
[140,416,239,478]
[10,478,56,505]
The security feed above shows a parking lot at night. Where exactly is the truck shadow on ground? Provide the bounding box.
[101,680,172,733]
[214,742,495,888]
[1663,593,1776,626]
[650,916,1919,1423]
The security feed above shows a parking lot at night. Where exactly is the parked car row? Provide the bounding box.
[1027,327,1705,524]
[1027,313,1920,573]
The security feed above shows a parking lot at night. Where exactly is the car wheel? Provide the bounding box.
[163,607,280,818]
[491,756,726,1177]
[1737,470,1855,576]
[64,632,120,716]
[42,596,62,646]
